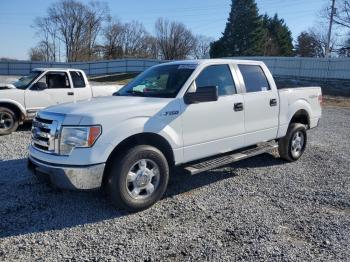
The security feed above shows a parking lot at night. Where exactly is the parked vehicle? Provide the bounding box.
[28,59,322,211]
[0,68,122,134]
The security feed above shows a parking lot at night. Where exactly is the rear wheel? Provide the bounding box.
[0,107,19,135]
[106,145,169,212]
[278,123,307,162]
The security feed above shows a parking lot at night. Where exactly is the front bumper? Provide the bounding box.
[28,156,105,190]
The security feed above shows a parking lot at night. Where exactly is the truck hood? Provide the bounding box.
[44,96,174,124]
[0,84,17,90]
[0,88,25,96]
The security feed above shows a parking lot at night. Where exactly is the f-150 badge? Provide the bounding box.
[162,111,179,117]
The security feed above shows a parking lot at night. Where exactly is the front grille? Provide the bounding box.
[32,115,59,154]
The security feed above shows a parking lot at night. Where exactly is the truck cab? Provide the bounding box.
[0,68,120,135]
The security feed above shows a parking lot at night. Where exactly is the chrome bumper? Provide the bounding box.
[28,156,105,190]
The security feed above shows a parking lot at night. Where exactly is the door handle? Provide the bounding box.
[67,91,74,96]
[270,99,277,106]
[234,102,244,111]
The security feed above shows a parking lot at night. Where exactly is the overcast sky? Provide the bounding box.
[0,0,327,60]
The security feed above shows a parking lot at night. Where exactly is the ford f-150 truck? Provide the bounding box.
[0,68,122,135]
[28,59,322,211]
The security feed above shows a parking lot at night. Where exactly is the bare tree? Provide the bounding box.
[332,0,350,29]
[308,26,339,57]
[192,35,214,59]
[103,19,156,59]
[34,0,109,62]
[142,35,159,59]
[155,18,196,60]
[103,18,125,59]
[122,21,149,57]
[29,41,55,61]
[83,1,109,60]
[34,17,58,61]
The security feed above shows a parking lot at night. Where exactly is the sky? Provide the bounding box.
[0,0,327,60]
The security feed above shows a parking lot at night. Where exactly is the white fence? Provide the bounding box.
[1,57,350,80]
[0,59,163,76]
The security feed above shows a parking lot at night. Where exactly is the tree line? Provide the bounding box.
[29,0,213,62]
[29,0,350,62]
[210,0,350,58]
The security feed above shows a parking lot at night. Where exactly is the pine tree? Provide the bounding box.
[210,0,266,58]
[262,14,294,56]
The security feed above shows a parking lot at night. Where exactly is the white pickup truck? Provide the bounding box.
[28,59,322,211]
[0,68,121,134]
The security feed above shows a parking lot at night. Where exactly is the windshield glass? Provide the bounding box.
[114,64,196,98]
[13,71,42,89]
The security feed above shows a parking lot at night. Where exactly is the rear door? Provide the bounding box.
[70,71,92,101]
[181,64,245,162]
[25,71,75,112]
[236,64,279,146]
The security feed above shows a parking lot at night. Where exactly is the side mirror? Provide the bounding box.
[184,86,218,104]
[32,82,47,91]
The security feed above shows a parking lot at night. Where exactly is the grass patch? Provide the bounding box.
[323,96,350,108]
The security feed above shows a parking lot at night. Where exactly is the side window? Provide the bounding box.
[37,72,70,89]
[195,65,236,96]
[238,65,270,93]
[71,71,86,88]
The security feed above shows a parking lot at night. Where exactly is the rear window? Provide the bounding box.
[71,71,86,88]
[238,65,270,93]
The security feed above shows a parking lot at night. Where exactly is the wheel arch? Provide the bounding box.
[102,132,175,185]
[0,101,26,122]
[289,109,310,128]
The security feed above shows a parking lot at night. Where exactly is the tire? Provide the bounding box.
[278,123,307,162]
[0,107,19,135]
[106,145,169,212]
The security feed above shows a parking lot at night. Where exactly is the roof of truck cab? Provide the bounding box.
[160,59,264,66]
[32,68,84,72]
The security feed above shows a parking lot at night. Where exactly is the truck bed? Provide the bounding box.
[277,86,322,137]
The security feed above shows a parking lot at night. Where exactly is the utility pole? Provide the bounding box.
[326,0,336,58]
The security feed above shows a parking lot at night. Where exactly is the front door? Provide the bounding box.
[181,64,245,162]
[25,71,75,113]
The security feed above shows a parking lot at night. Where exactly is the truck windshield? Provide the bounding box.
[114,64,196,98]
[13,71,42,90]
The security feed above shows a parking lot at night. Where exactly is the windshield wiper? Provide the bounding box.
[126,90,147,97]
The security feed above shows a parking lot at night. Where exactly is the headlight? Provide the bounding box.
[59,126,101,155]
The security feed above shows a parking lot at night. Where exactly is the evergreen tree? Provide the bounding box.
[262,14,294,56]
[210,0,266,58]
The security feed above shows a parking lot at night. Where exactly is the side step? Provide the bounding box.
[183,141,278,175]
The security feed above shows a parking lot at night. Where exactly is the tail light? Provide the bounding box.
[318,94,323,105]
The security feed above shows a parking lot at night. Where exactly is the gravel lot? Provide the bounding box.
[0,107,349,261]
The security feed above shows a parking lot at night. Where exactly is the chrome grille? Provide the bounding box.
[31,115,59,153]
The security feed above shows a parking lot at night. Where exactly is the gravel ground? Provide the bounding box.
[0,107,349,261]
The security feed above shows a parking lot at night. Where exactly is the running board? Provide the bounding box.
[183,142,278,175]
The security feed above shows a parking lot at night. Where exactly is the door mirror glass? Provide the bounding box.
[32,82,47,91]
[184,86,218,104]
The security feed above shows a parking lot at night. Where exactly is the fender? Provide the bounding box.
[287,98,312,124]
[278,98,311,138]
[0,99,27,119]
[100,116,183,164]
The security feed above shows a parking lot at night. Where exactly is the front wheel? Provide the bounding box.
[106,145,169,212]
[0,107,19,135]
[278,123,307,162]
